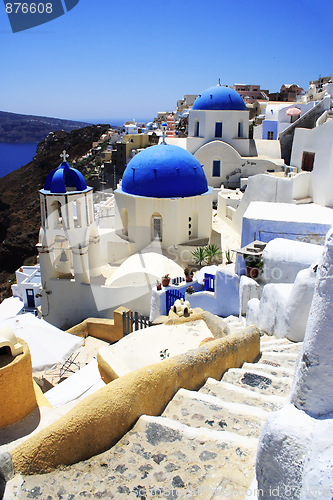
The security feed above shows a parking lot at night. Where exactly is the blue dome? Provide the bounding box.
[44,162,87,194]
[121,144,208,198]
[192,85,246,111]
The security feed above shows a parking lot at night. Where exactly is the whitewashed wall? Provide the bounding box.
[113,189,212,260]
[290,120,333,206]
[39,278,152,329]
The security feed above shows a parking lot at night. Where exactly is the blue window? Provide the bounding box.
[195,121,200,137]
[215,122,222,138]
[212,160,220,177]
[238,121,243,137]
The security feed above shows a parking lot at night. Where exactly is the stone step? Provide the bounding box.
[221,368,292,397]
[199,378,286,412]
[242,361,295,379]
[260,336,291,346]
[294,196,313,205]
[16,415,258,499]
[259,352,299,371]
[260,341,302,354]
[162,388,269,438]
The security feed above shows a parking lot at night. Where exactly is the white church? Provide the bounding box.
[166,83,284,193]
[36,146,213,328]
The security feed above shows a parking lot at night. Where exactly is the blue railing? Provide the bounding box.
[172,276,186,285]
[166,289,185,311]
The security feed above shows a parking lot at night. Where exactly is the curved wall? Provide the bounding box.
[11,327,259,474]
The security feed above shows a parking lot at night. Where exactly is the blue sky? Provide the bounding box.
[1,0,332,123]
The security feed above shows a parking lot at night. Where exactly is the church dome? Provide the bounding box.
[121,144,208,198]
[192,85,246,111]
[44,161,87,194]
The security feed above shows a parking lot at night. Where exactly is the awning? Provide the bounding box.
[0,297,24,321]
[45,359,105,408]
[0,313,84,372]
[286,107,301,116]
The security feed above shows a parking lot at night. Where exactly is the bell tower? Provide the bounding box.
[38,151,101,286]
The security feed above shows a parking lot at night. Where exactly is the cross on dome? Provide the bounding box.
[161,124,167,145]
[60,150,69,162]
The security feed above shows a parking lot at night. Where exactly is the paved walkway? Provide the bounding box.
[4,335,302,500]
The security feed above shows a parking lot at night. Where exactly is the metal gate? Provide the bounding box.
[122,310,152,336]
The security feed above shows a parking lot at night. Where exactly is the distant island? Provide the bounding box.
[0,111,92,143]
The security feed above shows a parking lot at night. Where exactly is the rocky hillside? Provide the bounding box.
[0,124,109,301]
[0,111,91,143]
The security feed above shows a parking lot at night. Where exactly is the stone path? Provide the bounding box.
[5,335,302,500]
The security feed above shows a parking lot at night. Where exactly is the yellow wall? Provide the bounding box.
[67,307,128,343]
[123,134,149,157]
[12,327,259,474]
[101,151,112,162]
[0,339,38,428]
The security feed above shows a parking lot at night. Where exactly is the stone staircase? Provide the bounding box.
[8,335,302,500]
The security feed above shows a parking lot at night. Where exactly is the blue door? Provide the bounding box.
[26,289,35,308]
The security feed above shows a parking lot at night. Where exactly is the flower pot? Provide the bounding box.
[162,278,170,287]
[156,284,162,291]
[185,275,193,282]
[246,266,258,279]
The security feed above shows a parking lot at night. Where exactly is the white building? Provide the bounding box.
[290,114,333,206]
[111,143,212,263]
[260,101,318,140]
[166,84,283,194]
[217,90,333,245]
[11,263,41,311]
[36,146,212,328]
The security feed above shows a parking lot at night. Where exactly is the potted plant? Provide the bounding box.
[162,274,170,287]
[184,267,193,282]
[225,249,233,265]
[156,279,162,291]
[186,286,195,294]
[245,254,263,278]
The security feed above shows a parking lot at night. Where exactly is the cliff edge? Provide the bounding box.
[0,123,109,301]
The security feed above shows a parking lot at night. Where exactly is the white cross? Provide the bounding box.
[161,125,167,145]
[60,150,69,162]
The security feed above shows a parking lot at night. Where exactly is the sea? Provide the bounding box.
[0,117,152,179]
[0,142,38,178]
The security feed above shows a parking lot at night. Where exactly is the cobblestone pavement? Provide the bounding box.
[4,335,301,500]
[7,415,257,499]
